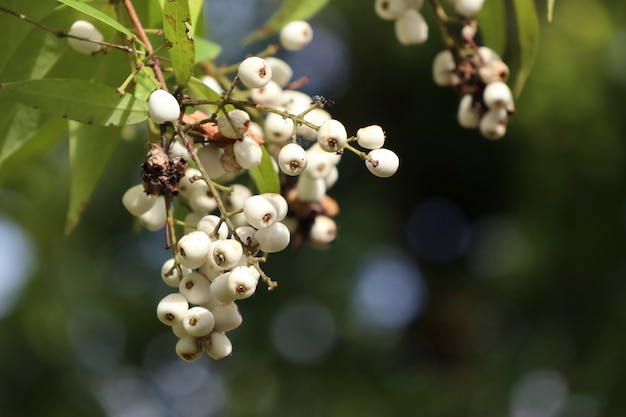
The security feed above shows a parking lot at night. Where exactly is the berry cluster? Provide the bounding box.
[119,20,399,360]
[375,0,515,139]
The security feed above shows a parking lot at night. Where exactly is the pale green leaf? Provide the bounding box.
[249,145,280,194]
[477,0,506,57]
[195,37,221,63]
[0,79,148,126]
[186,76,231,115]
[547,0,555,22]
[243,0,329,45]
[188,0,203,38]
[65,121,120,235]
[163,0,195,87]
[512,0,540,97]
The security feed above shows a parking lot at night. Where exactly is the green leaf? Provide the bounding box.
[512,0,540,97]
[65,121,120,235]
[0,79,148,126]
[186,76,231,115]
[163,0,195,87]
[243,0,329,45]
[188,0,204,38]
[477,0,506,57]
[547,0,555,22]
[195,37,221,63]
[249,145,280,194]
[57,0,143,46]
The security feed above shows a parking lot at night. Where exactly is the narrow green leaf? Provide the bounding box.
[477,0,506,57]
[547,0,555,22]
[65,121,120,235]
[0,79,148,126]
[163,0,195,87]
[188,0,204,38]
[512,0,539,97]
[243,0,329,45]
[195,37,221,63]
[57,0,140,43]
[249,145,280,194]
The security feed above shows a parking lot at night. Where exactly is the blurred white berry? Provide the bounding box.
[395,9,428,45]
[177,231,211,269]
[251,80,283,107]
[478,46,501,64]
[457,94,481,129]
[238,56,272,88]
[365,148,399,178]
[172,323,188,339]
[178,167,207,198]
[278,143,308,176]
[67,20,103,54]
[161,258,190,288]
[243,194,278,229]
[325,165,339,189]
[479,60,510,84]
[224,184,252,211]
[265,57,293,87]
[210,272,237,304]
[356,125,386,149]
[156,293,189,326]
[432,50,456,86]
[201,75,224,94]
[183,306,216,337]
[454,0,484,17]
[148,90,180,124]
[255,221,291,253]
[375,0,409,20]
[138,196,166,231]
[281,90,312,111]
[189,188,217,214]
[175,335,203,362]
[211,239,244,270]
[197,144,227,179]
[211,303,243,332]
[235,226,259,254]
[317,119,347,153]
[179,272,214,305]
[197,214,229,240]
[297,174,327,202]
[261,193,289,222]
[480,108,508,140]
[483,81,514,112]
[303,151,333,179]
[280,20,313,51]
[203,331,233,360]
[308,215,337,249]
[264,111,295,143]
[183,212,204,234]
[297,108,331,139]
[122,184,157,216]
[216,109,251,139]
[233,135,263,169]
[228,266,260,300]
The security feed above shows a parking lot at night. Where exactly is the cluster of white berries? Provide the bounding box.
[374,0,428,45]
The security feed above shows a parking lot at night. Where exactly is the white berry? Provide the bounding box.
[356,125,386,149]
[243,194,278,229]
[483,81,514,112]
[457,94,481,129]
[211,239,244,270]
[265,57,293,87]
[238,56,272,88]
[211,302,243,332]
[432,50,456,87]
[182,306,216,337]
[67,20,103,55]
[480,108,508,140]
[233,135,263,169]
[375,0,409,20]
[454,0,485,17]
[365,148,399,178]
[278,143,308,176]
[296,174,326,202]
[395,9,428,45]
[279,20,313,51]
[179,272,214,305]
[255,221,291,253]
[175,335,203,362]
[138,196,166,231]
[197,144,227,179]
[196,214,229,240]
[317,119,347,153]
[122,184,157,216]
[202,331,232,360]
[308,215,337,249]
[261,193,289,221]
[161,258,190,288]
[156,293,189,326]
[148,90,180,124]
[264,111,295,143]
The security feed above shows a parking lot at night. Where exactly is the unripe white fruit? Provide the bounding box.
[432,50,456,87]
[138,196,166,231]
[189,188,218,214]
[278,143,308,176]
[356,125,386,149]
[454,0,484,17]
[184,212,204,234]
[457,94,481,129]
[317,119,348,153]
[203,331,232,360]
[261,193,289,221]
[177,231,211,269]
[281,90,312,111]
[216,109,251,139]
[228,266,260,300]
[183,306,216,337]
[255,221,291,253]
[395,9,428,45]
[308,215,337,249]
[243,195,278,229]
[156,293,189,326]
[279,20,313,51]
[375,0,409,20]
[297,108,331,139]
[308,142,342,166]
[479,60,510,84]
[176,335,203,362]
[303,151,333,179]
[483,81,514,112]
[238,56,272,88]
[480,108,508,140]
[325,165,339,189]
[161,258,190,288]
[365,148,400,178]
[235,226,259,256]
[178,167,207,198]
[264,111,295,143]
[251,80,283,107]
[197,144,227,179]
[169,137,192,160]
[224,184,253,212]
[67,20,103,55]
[265,57,293,87]
[211,239,244,270]
[122,184,157,216]
[211,303,243,332]
[297,174,327,202]
[478,46,501,64]
[196,214,229,240]
[198,257,225,282]
[148,90,180,124]
[172,323,188,338]
[201,75,224,94]
[210,272,237,303]
[179,272,214,305]
[233,135,263,169]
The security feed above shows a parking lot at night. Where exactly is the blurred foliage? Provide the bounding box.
[1,0,626,416]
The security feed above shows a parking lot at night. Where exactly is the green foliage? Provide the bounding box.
[163,0,195,87]
[512,0,540,96]
[57,0,139,43]
[249,145,281,194]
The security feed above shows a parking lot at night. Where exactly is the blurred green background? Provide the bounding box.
[1,0,626,416]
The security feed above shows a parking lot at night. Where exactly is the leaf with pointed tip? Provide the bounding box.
[477,0,506,57]
[249,145,280,194]
[0,79,148,126]
[163,0,195,87]
[243,0,329,45]
[65,121,120,235]
[512,0,540,97]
